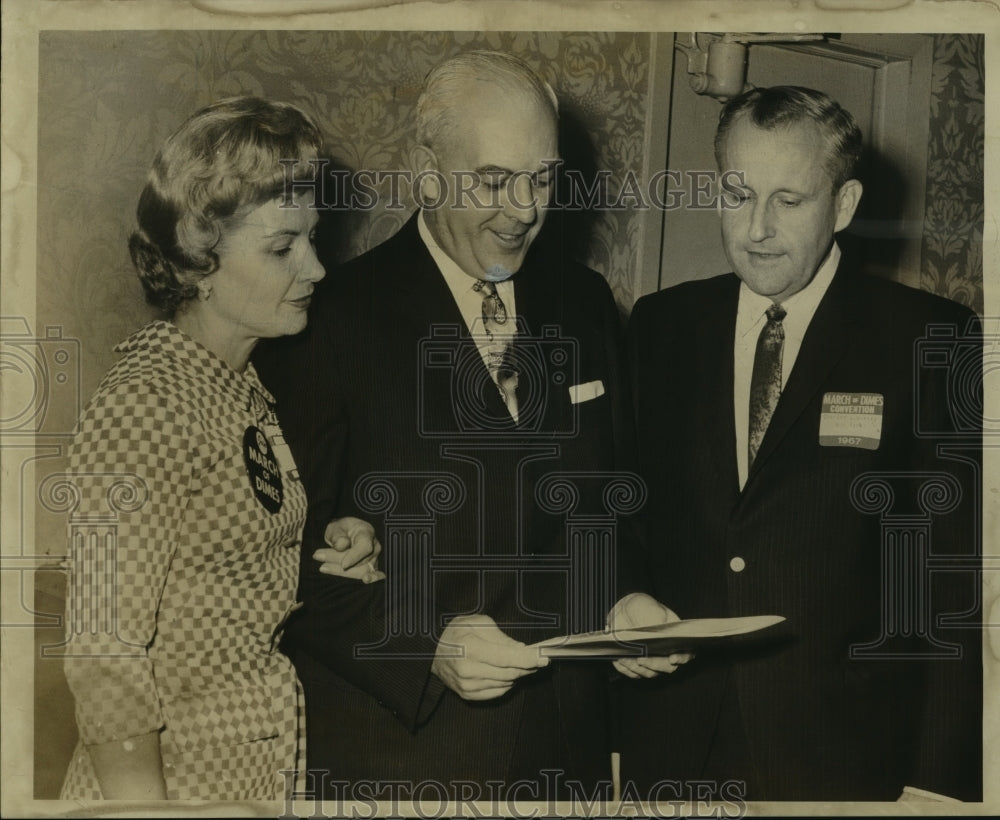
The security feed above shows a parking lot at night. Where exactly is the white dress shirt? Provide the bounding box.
[418,210,518,420]
[734,242,841,489]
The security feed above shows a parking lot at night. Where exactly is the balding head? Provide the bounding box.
[410,50,560,281]
[415,50,559,153]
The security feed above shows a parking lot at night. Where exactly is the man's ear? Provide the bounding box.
[410,143,438,174]
[410,144,445,207]
[834,179,863,232]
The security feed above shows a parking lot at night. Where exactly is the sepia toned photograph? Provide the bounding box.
[1,1,996,817]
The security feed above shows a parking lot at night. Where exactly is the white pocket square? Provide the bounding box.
[568,380,605,404]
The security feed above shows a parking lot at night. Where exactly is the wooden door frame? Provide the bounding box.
[636,32,676,302]
[770,34,935,290]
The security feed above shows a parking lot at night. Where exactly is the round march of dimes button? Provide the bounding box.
[243,425,283,513]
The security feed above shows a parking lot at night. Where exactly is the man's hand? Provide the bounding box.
[313,517,385,584]
[431,614,549,700]
[607,592,693,679]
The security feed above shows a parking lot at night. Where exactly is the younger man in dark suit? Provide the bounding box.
[622,86,982,802]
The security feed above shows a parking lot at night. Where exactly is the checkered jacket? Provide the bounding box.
[60,321,306,800]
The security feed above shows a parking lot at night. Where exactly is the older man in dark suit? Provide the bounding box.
[258,50,684,802]
[621,86,982,803]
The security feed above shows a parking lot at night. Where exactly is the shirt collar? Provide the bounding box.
[737,241,841,337]
[116,319,276,411]
[418,209,482,294]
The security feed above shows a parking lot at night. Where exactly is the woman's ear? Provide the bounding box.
[196,275,215,301]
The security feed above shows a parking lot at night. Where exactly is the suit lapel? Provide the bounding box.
[745,265,857,482]
[511,255,563,434]
[697,278,741,499]
[394,214,525,428]
[387,215,469,336]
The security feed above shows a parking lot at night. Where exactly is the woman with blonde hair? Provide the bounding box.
[60,96,373,801]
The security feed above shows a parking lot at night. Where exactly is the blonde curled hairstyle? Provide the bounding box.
[129,96,324,315]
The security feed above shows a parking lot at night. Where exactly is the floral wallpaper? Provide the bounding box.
[33,30,657,797]
[921,33,984,314]
[29,29,988,799]
[36,29,986,402]
[37,30,654,401]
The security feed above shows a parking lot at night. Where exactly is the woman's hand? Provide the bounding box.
[313,517,385,583]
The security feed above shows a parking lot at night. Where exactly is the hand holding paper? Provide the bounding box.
[530,607,785,663]
[432,614,550,701]
[606,593,693,679]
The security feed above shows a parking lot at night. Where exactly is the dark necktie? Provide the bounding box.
[748,303,786,468]
[473,280,518,418]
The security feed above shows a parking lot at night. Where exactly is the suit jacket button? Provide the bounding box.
[729,556,746,573]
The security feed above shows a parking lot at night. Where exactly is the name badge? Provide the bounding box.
[818,392,883,450]
[243,426,283,513]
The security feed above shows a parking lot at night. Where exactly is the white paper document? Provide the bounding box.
[531,615,786,658]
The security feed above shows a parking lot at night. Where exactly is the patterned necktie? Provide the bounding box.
[748,302,786,469]
[473,279,518,419]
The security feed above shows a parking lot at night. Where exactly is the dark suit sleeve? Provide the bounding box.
[256,293,444,733]
[256,311,347,561]
[908,308,983,800]
[288,567,444,731]
[617,296,655,600]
